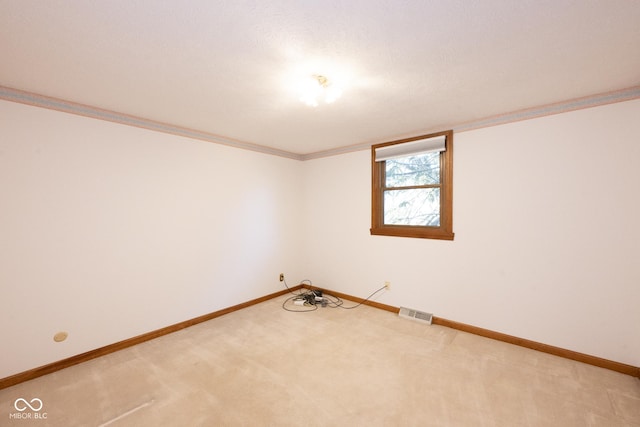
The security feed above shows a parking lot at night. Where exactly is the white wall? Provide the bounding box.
[302,99,640,367]
[2,97,639,379]
[0,100,305,378]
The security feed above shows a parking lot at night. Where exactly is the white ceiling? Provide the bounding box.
[1,1,639,156]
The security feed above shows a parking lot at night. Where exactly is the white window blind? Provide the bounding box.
[374,135,446,162]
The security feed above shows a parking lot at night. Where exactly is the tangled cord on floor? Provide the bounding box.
[281,279,386,312]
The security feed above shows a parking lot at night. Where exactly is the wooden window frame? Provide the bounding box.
[370,130,454,240]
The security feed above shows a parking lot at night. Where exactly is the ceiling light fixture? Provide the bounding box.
[298,74,342,107]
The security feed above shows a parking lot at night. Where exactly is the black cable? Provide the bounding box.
[321,293,344,307]
[327,285,387,310]
[281,278,320,312]
[282,278,311,296]
[281,280,387,312]
[281,294,318,312]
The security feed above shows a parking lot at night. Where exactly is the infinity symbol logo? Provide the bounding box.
[14,398,43,412]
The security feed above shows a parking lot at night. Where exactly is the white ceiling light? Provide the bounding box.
[298,74,343,107]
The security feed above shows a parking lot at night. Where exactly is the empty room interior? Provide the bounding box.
[1,2,639,426]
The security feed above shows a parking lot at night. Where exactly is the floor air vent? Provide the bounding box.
[398,307,433,325]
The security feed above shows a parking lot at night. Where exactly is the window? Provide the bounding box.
[370,130,454,240]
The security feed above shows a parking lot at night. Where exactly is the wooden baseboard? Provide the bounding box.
[0,286,303,390]
[312,287,640,379]
[431,317,640,378]
[2,284,638,390]
[307,286,400,314]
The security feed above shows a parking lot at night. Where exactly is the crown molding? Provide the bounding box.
[0,85,304,161]
[302,85,640,160]
[453,85,640,133]
[2,85,639,162]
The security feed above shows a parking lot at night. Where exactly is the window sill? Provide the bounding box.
[370,226,455,240]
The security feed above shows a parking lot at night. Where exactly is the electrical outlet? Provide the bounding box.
[279,273,284,282]
[384,281,391,290]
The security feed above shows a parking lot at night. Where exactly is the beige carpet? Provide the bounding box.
[2,293,639,426]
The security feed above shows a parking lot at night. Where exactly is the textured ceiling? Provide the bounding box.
[1,1,639,155]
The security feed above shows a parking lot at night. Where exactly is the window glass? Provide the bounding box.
[385,152,440,187]
[384,188,440,226]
